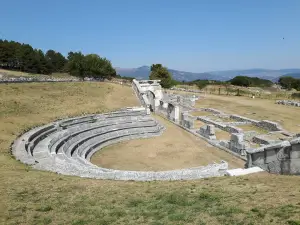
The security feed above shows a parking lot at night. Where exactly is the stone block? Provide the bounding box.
[290,144,300,159]
[281,160,291,175]
[219,140,229,148]
[267,161,281,174]
[230,133,244,143]
[290,137,300,145]
[198,124,217,140]
[264,149,277,163]
[207,124,215,135]
[251,151,265,166]
[290,159,300,174]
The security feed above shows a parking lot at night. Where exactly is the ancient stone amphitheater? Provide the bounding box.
[13,79,300,180]
[12,107,230,181]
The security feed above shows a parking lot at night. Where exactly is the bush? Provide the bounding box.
[279,76,300,91]
[291,93,300,99]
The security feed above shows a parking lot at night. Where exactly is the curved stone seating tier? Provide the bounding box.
[62,121,159,157]
[12,108,229,181]
[49,117,154,154]
[59,116,96,129]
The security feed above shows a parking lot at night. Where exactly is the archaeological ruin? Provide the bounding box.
[12,79,300,181]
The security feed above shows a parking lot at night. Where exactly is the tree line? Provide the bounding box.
[0,39,116,80]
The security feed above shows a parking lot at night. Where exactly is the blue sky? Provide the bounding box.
[1,0,300,72]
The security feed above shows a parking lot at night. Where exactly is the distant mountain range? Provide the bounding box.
[115,66,300,82]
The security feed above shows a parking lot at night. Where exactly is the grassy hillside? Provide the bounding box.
[0,82,300,225]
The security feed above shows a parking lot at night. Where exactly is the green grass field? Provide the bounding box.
[1,82,300,225]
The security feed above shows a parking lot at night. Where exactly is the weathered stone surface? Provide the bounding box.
[246,138,300,175]
[132,79,163,113]
[229,133,247,156]
[252,135,272,145]
[12,107,230,181]
[276,100,300,107]
[197,116,242,134]
[226,167,264,176]
[257,120,283,131]
[198,125,216,140]
[230,114,259,124]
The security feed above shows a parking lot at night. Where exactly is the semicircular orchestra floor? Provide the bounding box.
[91,116,245,171]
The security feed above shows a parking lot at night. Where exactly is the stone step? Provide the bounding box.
[61,121,158,156]
[49,118,153,153]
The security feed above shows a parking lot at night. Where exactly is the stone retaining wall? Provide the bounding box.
[246,138,300,174]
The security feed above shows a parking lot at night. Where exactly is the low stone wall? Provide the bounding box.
[224,121,251,126]
[197,124,216,140]
[230,114,259,124]
[197,116,226,129]
[230,115,282,131]
[226,125,243,134]
[170,87,204,94]
[252,135,272,145]
[0,76,81,83]
[197,116,242,133]
[246,138,300,175]
[276,100,300,107]
[257,120,283,131]
[202,108,223,114]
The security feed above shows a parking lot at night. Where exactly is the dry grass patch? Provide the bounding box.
[194,120,206,129]
[215,130,231,140]
[238,124,268,134]
[190,111,212,117]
